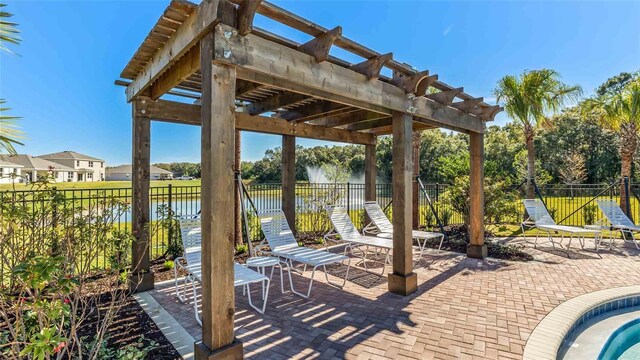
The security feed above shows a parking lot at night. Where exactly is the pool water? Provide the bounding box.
[599,318,640,360]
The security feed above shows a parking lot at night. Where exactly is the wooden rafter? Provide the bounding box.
[480,105,503,121]
[278,100,351,122]
[297,26,341,63]
[426,87,463,106]
[125,0,233,101]
[452,97,483,113]
[245,91,309,115]
[237,0,263,35]
[311,109,388,128]
[391,70,431,95]
[350,53,392,80]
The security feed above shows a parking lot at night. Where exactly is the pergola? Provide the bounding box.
[116,0,501,358]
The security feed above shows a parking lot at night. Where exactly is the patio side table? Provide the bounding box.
[245,256,285,297]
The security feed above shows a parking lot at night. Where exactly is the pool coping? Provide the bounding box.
[523,285,640,360]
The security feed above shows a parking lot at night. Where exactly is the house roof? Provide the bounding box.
[7,155,76,172]
[106,164,173,175]
[38,151,104,162]
[0,157,23,168]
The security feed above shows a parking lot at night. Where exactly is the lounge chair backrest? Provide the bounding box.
[257,209,299,253]
[596,199,636,228]
[522,199,556,226]
[178,217,202,264]
[363,201,393,233]
[327,205,363,240]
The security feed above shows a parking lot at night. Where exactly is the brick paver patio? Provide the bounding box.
[148,237,640,359]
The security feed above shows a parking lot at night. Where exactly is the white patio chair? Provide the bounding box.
[175,217,270,326]
[325,205,394,275]
[362,201,445,256]
[596,199,640,250]
[521,199,601,252]
[256,209,351,298]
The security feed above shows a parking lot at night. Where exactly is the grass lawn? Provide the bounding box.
[0,179,202,191]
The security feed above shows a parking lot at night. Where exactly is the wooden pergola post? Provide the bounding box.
[130,99,154,293]
[388,111,417,296]
[195,33,243,359]
[282,135,296,231]
[467,131,487,259]
[364,142,377,224]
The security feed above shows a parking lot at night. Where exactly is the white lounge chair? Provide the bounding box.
[175,217,270,325]
[521,199,601,252]
[362,201,445,256]
[256,209,350,298]
[596,199,640,250]
[325,205,394,275]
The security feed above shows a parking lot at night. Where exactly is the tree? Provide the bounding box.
[558,151,587,199]
[494,69,582,198]
[596,71,637,98]
[0,4,22,155]
[584,80,640,216]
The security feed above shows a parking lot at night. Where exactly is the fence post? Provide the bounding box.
[346,182,351,216]
[167,184,173,250]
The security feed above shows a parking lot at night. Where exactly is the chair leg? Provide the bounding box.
[190,276,202,326]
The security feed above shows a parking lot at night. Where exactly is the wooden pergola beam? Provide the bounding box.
[126,0,231,101]
[311,109,388,128]
[135,98,376,145]
[278,100,351,122]
[213,23,484,133]
[246,91,309,115]
[480,105,503,121]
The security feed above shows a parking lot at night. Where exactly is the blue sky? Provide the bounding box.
[1,0,638,165]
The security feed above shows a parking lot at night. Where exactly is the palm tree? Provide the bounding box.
[494,69,582,198]
[0,3,22,155]
[584,81,640,216]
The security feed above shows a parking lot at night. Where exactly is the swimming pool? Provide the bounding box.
[598,318,640,360]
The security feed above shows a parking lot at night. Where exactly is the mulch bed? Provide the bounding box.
[423,224,534,261]
[75,291,181,359]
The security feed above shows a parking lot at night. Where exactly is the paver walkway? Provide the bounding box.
[148,237,640,359]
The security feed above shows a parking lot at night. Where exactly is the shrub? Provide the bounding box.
[235,244,249,255]
[0,181,154,359]
[163,260,174,271]
[443,175,518,226]
[439,208,453,227]
[582,203,598,225]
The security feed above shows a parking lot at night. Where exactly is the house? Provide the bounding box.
[7,154,77,183]
[0,158,23,184]
[38,151,106,182]
[106,164,173,181]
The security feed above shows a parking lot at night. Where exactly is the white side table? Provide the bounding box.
[246,256,285,296]
[584,225,613,251]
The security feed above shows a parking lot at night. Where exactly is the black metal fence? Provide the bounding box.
[2,181,639,279]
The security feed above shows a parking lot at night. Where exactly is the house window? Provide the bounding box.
[76,160,80,167]
[67,172,73,180]
[89,161,94,168]
[88,172,93,179]
[101,163,104,168]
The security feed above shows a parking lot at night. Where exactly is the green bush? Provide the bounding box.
[163,260,175,271]
[582,203,598,225]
